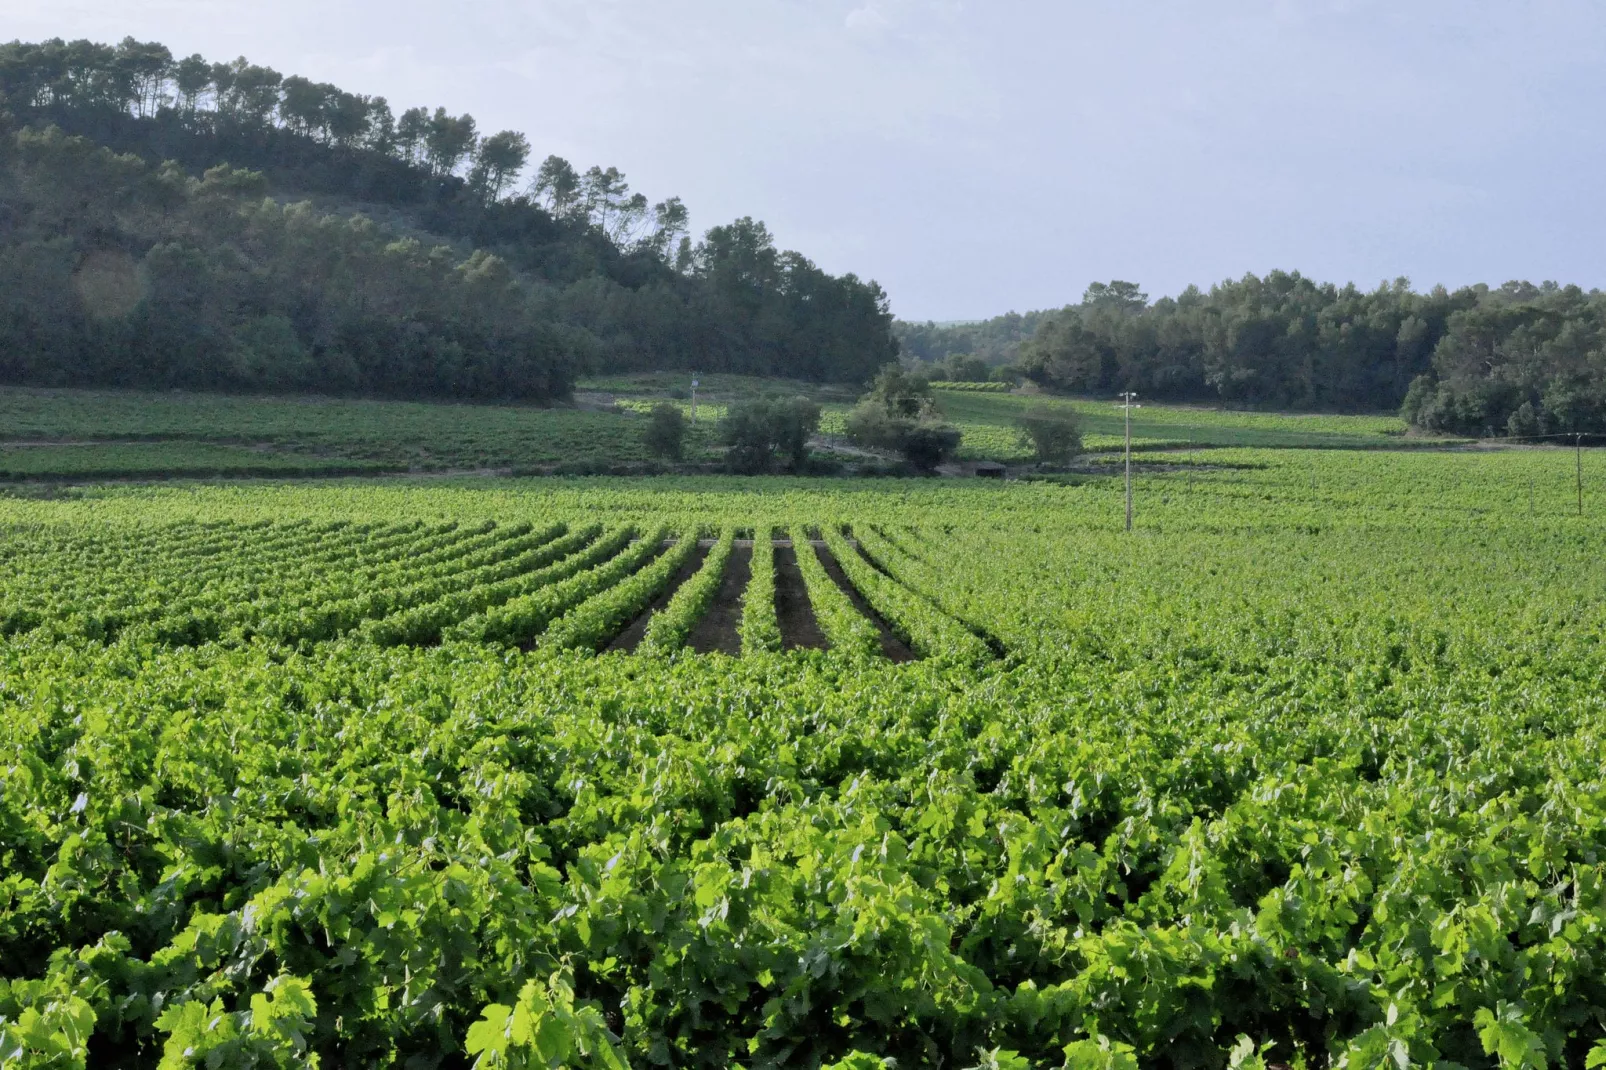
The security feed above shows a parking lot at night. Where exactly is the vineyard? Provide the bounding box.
[2,449,1605,1067]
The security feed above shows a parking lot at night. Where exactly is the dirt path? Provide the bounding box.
[772,546,828,651]
[685,544,749,655]
[604,543,710,653]
[813,544,916,663]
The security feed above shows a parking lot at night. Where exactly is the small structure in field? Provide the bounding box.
[973,462,1006,479]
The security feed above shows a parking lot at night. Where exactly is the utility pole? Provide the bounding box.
[690,373,699,426]
[1578,433,1585,517]
[1117,392,1139,532]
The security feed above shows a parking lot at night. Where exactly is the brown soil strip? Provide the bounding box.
[813,544,916,663]
[604,543,710,653]
[685,544,749,655]
[772,545,829,651]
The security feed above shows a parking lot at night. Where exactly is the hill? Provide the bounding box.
[0,37,898,402]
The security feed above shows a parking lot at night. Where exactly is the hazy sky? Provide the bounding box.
[8,0,1606,319]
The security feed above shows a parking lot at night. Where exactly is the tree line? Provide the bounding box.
[908,275,1606,436]
[0,37,898,399]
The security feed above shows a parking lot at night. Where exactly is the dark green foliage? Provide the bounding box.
[1006,275,1606,435]
[718,396,822,474]
[642,402,687,461]
[845,365,962,471]
[1016,402,1082,464]
[925,353,992,383]
[0,38,899,396]
[0,126,576,400]
[1397,283,1606,437]
[862,364,937,418]
[900,422,963,472]
[895,310,1048,366]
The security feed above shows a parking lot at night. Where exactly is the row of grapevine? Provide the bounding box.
[853,523,1004,659]
[739,528,782,655]
[356,524,609,646]
[787,525,881,662]
[228,520,511,633]
[123,521,448,645]
[636,529,737,656]
[0,520,411,642]
[928,379,1012,391]
[247,522,568,645]
[121,520,468,647]
[542,529,703,651]
[447,525,669,646]
[820,527,993,665]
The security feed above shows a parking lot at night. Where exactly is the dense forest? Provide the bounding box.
[0,37,898,400]
[907,277,1606,436]
[893,311,1048,368]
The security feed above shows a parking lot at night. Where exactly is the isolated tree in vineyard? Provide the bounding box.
[1016,403,1082,464]
[643,402,688,461]
[845,365,961,472]
[720,397,821,474]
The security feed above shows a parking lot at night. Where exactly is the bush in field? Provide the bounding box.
[846,364,963,472]
[642,403,687,461]
[1016,403,1082,464]
[719,397,821,474]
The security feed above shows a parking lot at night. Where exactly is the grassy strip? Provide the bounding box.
[447,525,667,647]
[788,524,879,663]
[638,529,736,657]
[543,530,703,653]
[822,526,991,666]
[358,525,606,646]
[739,528,782,656]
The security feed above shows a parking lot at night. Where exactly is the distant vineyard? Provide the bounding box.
[929,380,1013,392]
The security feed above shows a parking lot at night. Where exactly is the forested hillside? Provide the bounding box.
[903,277,1606,437]
[0,38,898,400]
[1018,277,1606,436]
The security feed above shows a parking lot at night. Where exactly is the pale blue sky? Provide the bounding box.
[8,0,1606,319]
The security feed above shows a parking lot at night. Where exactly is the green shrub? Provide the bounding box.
[643,402,688,461]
